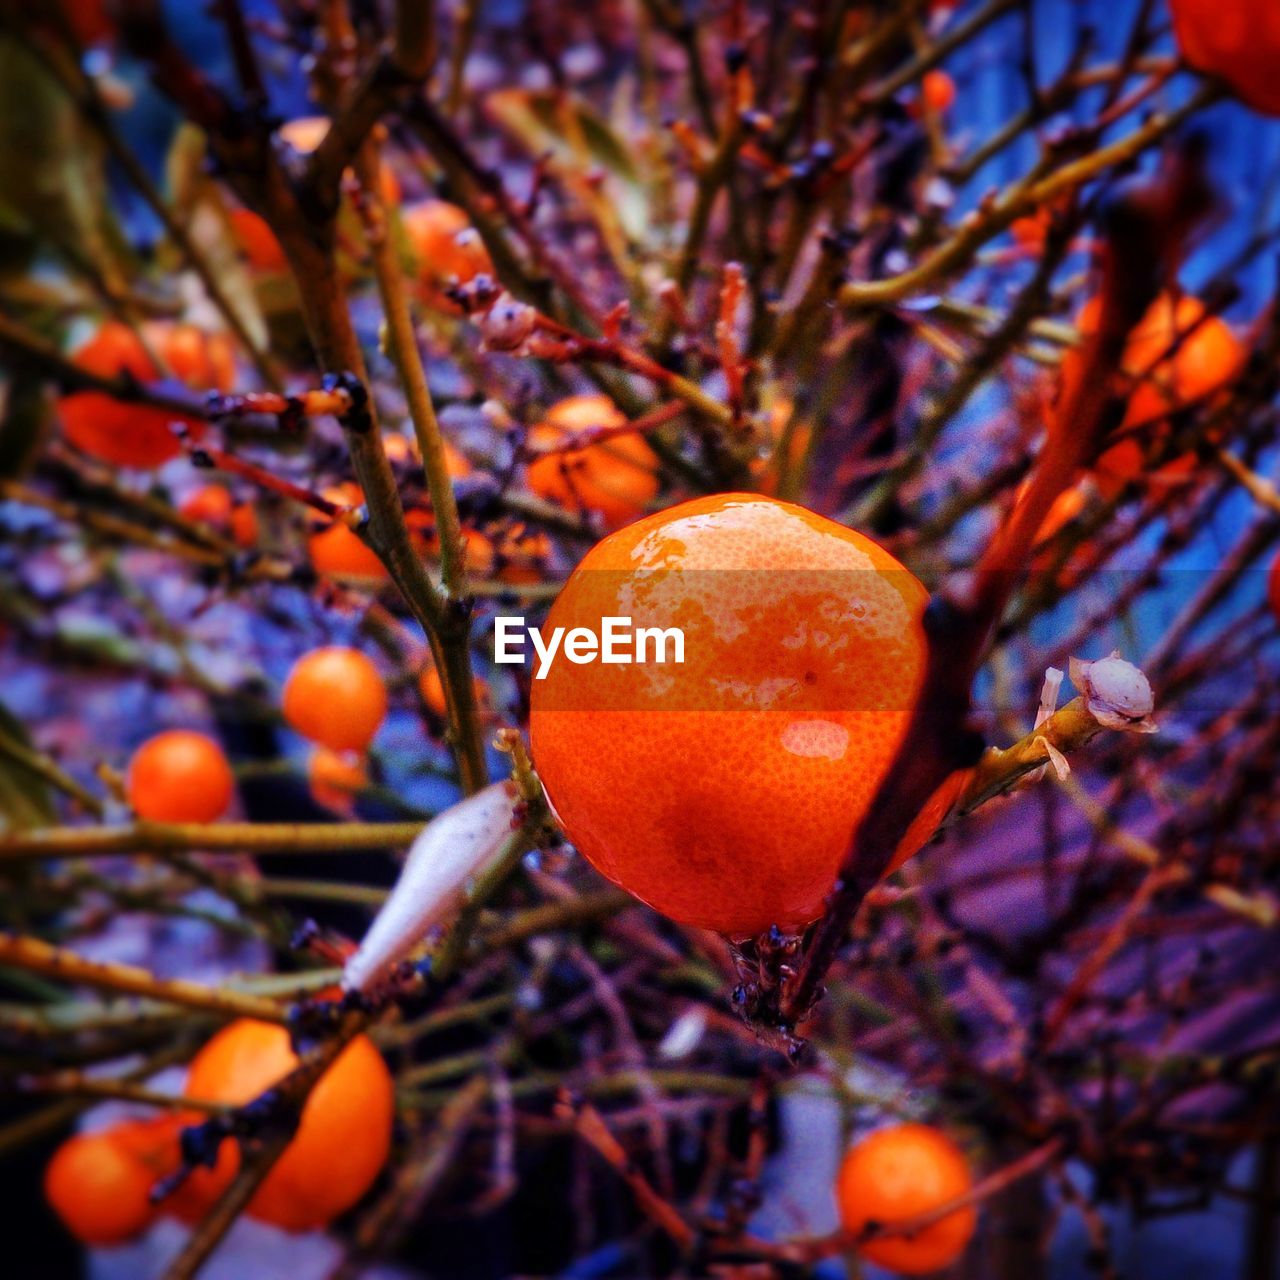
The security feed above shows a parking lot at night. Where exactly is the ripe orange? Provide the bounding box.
[835,1124,977,1275]
[126,730,235,824]
[180,1019,395,1233]
[529,493,930,936]
[1170,0,1280,116]
[402,200,492,308]
[283,647,387,753]
[418,661,488,722]
[230,207,287,272]
[44,1129,159,1246]
[308,484,390,581]
[1062,294,1244,497]
[229,502,259,549]
[919,69,956,115]
[180,484,235,528]
[307,746,368,813]
[525,395,660,530]
[59,322,202,468]
[149,322,236,394]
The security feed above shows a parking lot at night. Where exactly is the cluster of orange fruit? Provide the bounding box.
[44,1019,394,1244]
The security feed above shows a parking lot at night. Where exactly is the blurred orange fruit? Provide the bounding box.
[44,1129,160,1246]
[230,207,287,272]
[835,1124,978,1275]
[402,200,493,309]
[283,646,387,753]
[529,493,929,936]
[920,69,956,115]
[1170,0,1280,116]
[526,395,660,529]
[309,484,390,581]
[307,746,368,813]
[59,322,213,468]
[126,730,235,824]
[180,484,234,528]
[1061,294,1244,497]
[417,661,488,722]
[180,1019,394,1232]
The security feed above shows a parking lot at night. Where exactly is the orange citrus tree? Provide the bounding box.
[0,1,1277,1276]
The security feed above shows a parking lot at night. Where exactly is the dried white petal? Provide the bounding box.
[1034,735,1072,781]
[343,781,516,994]
[1069,653,1156,732]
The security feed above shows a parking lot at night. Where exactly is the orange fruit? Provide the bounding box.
[919,69,956,115]
[307,746,368,813]
[1061,294,1244,497]
[308,484,390,581]
[180,484,234,528]
[180,1019,395,1233]
[44,1129,159,1246]
[283,646,387,753]
[401,200,493,308]
[1171,0,1280,116]
[126,730,235,824]
[230,207,287,272]
[526,395,660,530]
[149,323,236,394]
[835,1124,978,1275]
[59,322,206,468]
[529,493,929,937]
[229,502,259,549]
[417,661,488,721]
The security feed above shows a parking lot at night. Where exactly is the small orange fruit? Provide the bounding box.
[529,493,929,937]
[417,661,488,722]
[180,1019,395,1233]
[230,207,287,272]
[228,502,259,549]
[526,395,660,530]
[307,746,368,813]
[126,730,235,824]
[283,647,387,753]
[919,69,956,115]
[308,485,390,582]
[44,1129,159,1246]
[180,484,234,528]
[835,1124,977,1275]
[59,322,206,468]
[149,323,236,394]
[1170,0,1280,116]
[401,200,493,308]
[1061,294,1244,497]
